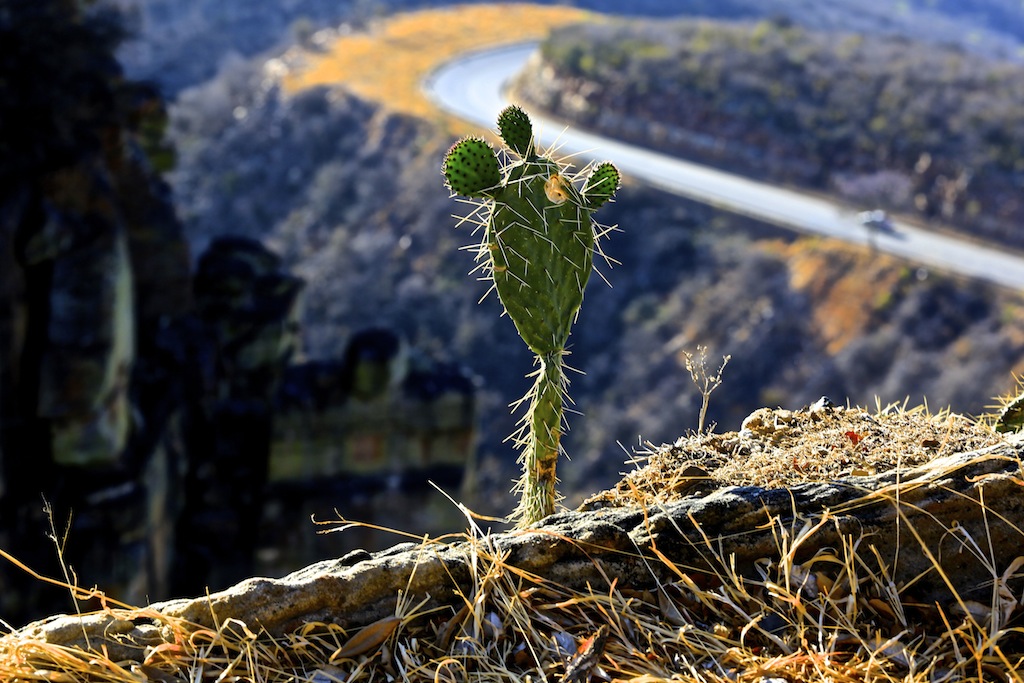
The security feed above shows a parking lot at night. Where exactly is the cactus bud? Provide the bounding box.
[442,137,500,197]
[497,105,534,158]
[583,162,620,208]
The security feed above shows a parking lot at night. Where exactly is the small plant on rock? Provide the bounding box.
[443,105,620,526]
[682,345,730,434]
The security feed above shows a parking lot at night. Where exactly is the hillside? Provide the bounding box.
[105,0,1024,95]
[166,6,1024,513]
[513,17,1024,249]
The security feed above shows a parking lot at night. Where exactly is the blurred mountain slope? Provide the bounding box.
[104,0,1024,95]
[163,6,1024,509]
[514,17,1024,248]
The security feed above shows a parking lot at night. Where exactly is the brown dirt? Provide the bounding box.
[760,238,910,355]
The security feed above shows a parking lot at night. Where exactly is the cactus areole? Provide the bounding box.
[443,105,620,526]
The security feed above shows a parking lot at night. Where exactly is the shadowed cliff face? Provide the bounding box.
[0,2,479,628]
[0,0,194,624]
[0,1,309,625]
[1,0,192,465]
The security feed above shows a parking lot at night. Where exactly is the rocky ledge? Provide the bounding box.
[17,406,1024,664]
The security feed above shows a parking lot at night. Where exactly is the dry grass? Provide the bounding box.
[588,401,1007,508]
[3,402,1024,681]
[280,3,595,128]
[4,500,1024,681]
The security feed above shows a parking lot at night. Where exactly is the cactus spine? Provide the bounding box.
[443,105,620,526]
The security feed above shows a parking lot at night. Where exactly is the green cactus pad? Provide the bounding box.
[488,160,594,355]
[443,137,500,197]
[583,162,620,208]
[497,105,535,158]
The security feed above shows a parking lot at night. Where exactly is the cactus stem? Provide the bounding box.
[510,350,570,524]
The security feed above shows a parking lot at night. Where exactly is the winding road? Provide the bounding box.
[424,43,1024,291]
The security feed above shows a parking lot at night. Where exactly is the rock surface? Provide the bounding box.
[24,427,1024,663]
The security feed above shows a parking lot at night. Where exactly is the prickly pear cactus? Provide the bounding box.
[443,105,620,526]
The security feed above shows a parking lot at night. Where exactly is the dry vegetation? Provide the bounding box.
[586,401,1007,509]
[281,3,596,126]
[3,402,1024,681]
